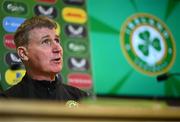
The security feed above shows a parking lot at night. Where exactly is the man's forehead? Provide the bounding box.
[29,27,57,37]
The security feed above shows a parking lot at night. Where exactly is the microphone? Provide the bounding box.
[157,72,180,82]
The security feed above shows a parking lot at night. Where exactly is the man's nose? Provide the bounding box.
[52,41,62,53]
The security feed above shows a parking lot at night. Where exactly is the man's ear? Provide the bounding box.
[17,46,29,61]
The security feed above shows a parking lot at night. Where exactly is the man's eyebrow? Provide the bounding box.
[41,35,50,40]
[55,35,60,38]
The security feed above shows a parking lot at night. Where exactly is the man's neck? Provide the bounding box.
[26,70,56,82]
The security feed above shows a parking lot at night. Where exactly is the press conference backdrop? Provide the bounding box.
[87,0,180,99]
[0,0,93,93]
[0,0,180,100]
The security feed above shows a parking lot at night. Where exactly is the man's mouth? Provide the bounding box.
[52,58,61,63]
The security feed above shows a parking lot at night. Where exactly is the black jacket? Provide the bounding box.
[1,74,88,101]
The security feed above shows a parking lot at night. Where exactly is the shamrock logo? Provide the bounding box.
[138,30,161,56]
[121,13,175,75]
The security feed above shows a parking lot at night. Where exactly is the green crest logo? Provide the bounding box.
[121,13,176,76]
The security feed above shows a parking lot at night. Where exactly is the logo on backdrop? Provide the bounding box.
[5,52,22,67]
[5,69,25,85]
[67,73,92,89]
[34,4,57,19]
[65,24,86,38]
[3,16,25,32]
[68,57,89,71]
[4,34,16,49]
[62,7,87,24]
[121,13,176,76]
[67,41,87,54]
[3,0,27,15]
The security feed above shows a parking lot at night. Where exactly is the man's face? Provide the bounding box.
[25,27,63,75]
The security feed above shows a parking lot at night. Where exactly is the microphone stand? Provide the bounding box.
[157,72,180,82]
[156,72,180,106]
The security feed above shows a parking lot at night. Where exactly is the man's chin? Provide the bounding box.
[51,70,60,74]
[48,66,62,74]
[51,69,61,74]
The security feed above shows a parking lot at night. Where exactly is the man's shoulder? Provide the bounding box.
[1,80,26,98]
[59,83,89,100]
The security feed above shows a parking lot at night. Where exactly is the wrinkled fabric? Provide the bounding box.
[1,73,88,101]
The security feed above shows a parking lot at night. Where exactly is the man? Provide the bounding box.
[1,16,88,101]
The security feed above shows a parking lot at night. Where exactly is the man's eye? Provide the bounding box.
[55,39,62,45]
[42,39,51,44]
[55,38,60,43]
